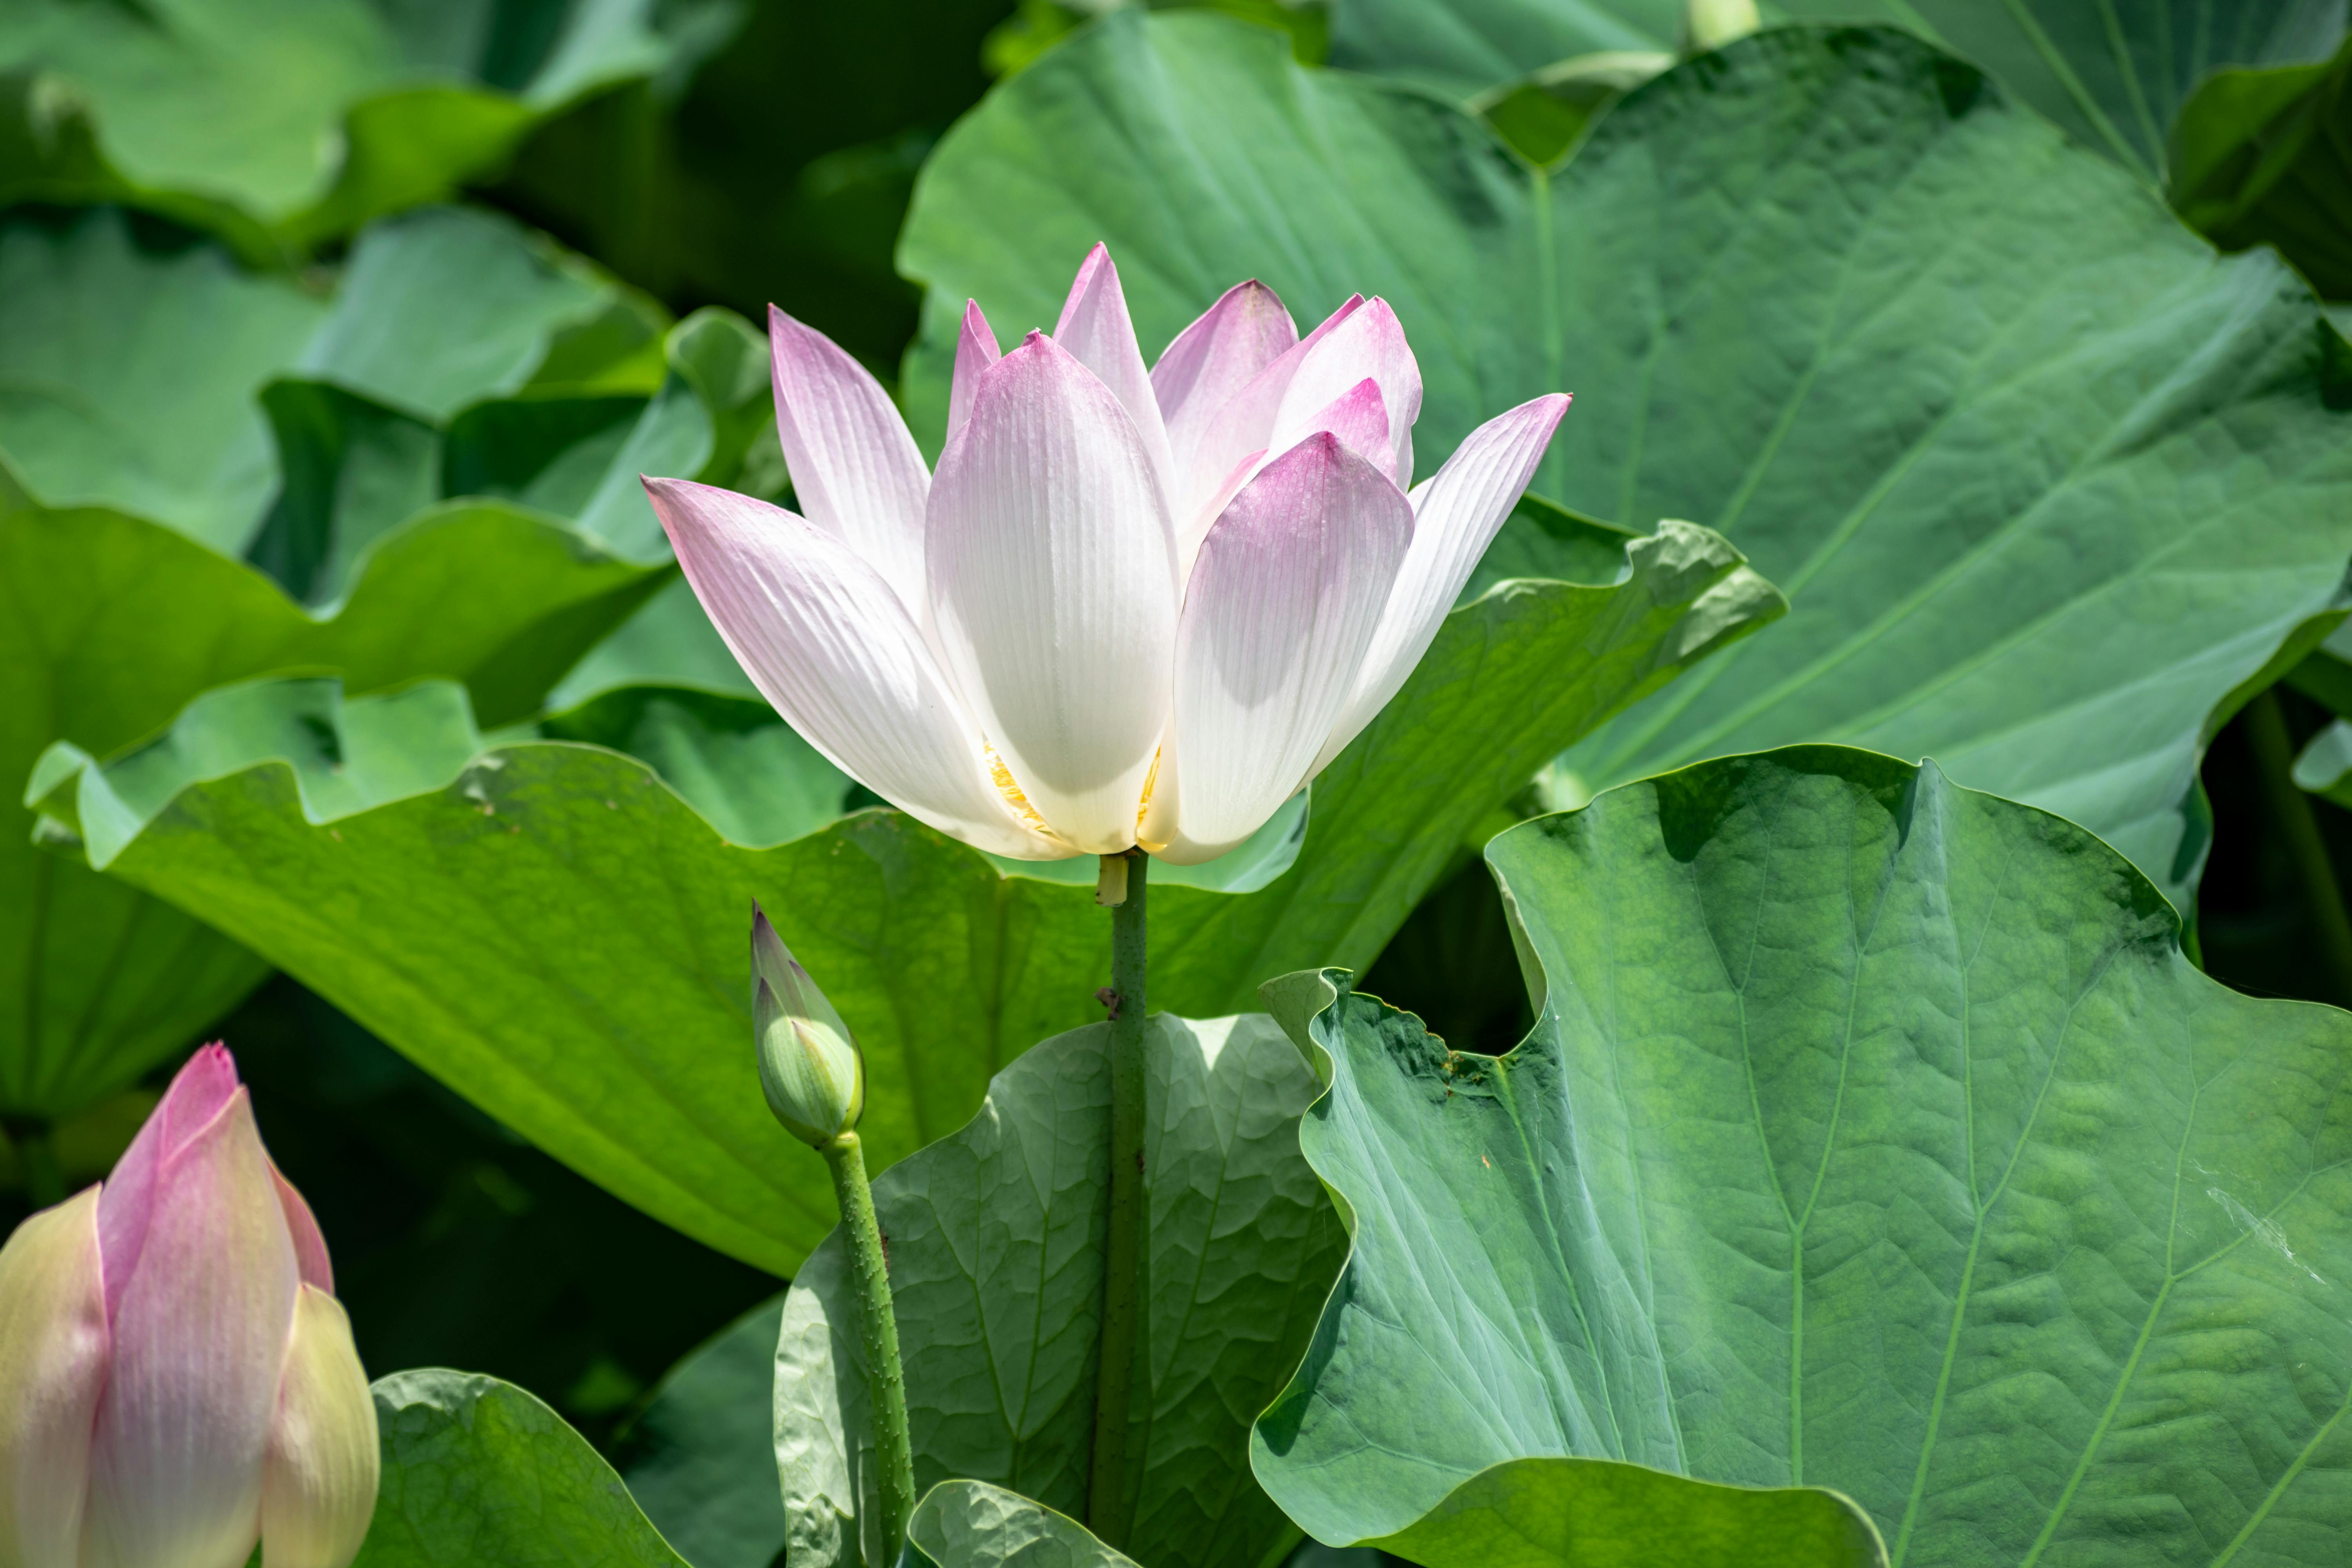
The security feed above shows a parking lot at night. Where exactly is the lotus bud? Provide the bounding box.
[1682,0,1760,53]
[751,903,865,1147]
[0,1043,378,1568]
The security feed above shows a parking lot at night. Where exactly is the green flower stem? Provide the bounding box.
[2244,689,2352,1005]
[1087,847,1149,1546]
[820,1130,916,1555]
[4,1119,64,1209]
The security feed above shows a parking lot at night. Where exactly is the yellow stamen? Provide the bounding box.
[985,744,1061,840]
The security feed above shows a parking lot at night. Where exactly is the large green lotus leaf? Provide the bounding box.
[360,1368,687,1567]
[29,519,1775,1265]
[0,203,632,555]
[0,0,702,256]
[897,1483,1141,1568]
[776,1013,1342,1568]
[1325,0,2345,180]
[618,1296,793,1568]
[2169,35,2352,299]
[898,15,2352,913]
[1254,747,2352,1564]
[0,476,660,1123]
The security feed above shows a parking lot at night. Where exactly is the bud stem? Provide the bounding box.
[1087,847,1149,1545]
[820,1131,916,1556]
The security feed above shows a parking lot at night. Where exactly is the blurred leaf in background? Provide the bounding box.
[2171,32,2352,299]
[486,0,1022,368]
[0,0,737,261]
[1323,0,2345,186]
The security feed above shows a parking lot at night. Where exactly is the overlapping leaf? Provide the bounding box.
[1324,0,2344,181]
[28,518,1775,1266]
[361,1369,687,1567]
[897,1483,1140,1568]
[0,203,638,553]
[1256,748,2352,1563]
[898,15,2352,913]
[2170,34,2352,298]
[774,1014,1341,1568]
[0,0,723,258]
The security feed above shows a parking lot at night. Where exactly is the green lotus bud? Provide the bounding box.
[1681,0,1758,53]
[751,902,864,1147]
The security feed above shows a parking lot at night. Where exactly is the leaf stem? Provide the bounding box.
[821,1131,916,1557]
[2243,690,2352,1006]
[4,1118,64,1209]
[1087,848,1149,1546]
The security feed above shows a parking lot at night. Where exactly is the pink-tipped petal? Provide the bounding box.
[97,1042,241,1320]
[946,299,1002,445]
[83,1087,298,1568]
[0,1188,109,1568]
[1054,245,1179,508]
[1312,394,1571,773]
[1149,279,1296,491]
[1296,379,1392,480]
[1178,294,1364,518]
[1172,379,1391,581]
[270,1164,332,1294]
[927,333,1179,853]
[766,307,933,615]
[260,1287,377,1568]
[1142,433,1411,863]
[644,477,1068,859]
[1267,298,1422,492]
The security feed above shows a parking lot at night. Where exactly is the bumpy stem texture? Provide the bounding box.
[823,1131,917,1556]
[1087,848,1150,1545]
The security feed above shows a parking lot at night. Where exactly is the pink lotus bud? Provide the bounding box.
[0,1044,378,1568]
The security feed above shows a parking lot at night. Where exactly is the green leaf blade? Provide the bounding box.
[361,1369,688,1567]
[1253,747,2352,1563]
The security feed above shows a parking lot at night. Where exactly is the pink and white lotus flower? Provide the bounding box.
[0,1045,377,1568]
[644,245,1569,863]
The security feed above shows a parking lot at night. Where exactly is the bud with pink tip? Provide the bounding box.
[0,1044,378,1568]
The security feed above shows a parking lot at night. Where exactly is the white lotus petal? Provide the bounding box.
[646,476,1069,858]
[927,332,1178,853]
[1144,432,1410,863]
[1312,394,1571,773]
[946,298,1001,446]
[1178,293,1363,519]
[1054,244,1180,510]
[1149,279,1296,494]
[1267,297,1422,491]
[766,307,933,615]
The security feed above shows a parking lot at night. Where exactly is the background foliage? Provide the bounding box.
[7,0,2352,1560]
